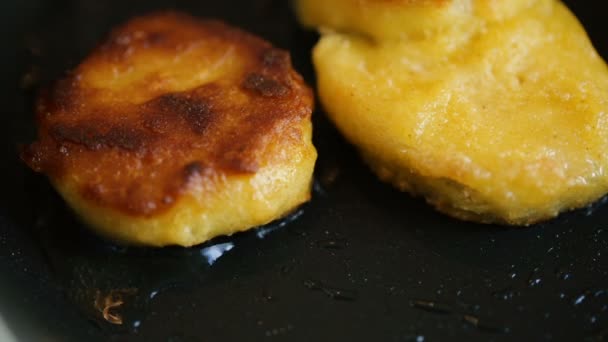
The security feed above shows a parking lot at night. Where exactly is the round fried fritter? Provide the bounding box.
[298,0,608,225]
[22,12,316,246]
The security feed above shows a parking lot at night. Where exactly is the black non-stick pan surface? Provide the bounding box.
[1,1,607,341]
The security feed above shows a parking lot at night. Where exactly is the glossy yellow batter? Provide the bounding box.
[297,0,608,224]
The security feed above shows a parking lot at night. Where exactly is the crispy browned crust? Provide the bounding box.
[21,11,313,217]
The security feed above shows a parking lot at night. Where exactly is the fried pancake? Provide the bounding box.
[22,12,316,246]
[297,0,608,225]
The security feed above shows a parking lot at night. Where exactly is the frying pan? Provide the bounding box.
[1,1,607,341]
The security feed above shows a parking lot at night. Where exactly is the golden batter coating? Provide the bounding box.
[297,0,608,225]
[296,0,536,41]
[22,12,316,246]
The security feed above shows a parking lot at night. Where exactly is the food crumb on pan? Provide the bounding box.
[94,288,137,325]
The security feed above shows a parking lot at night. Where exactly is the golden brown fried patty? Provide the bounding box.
[297,0,608,225]
[22,12,317,246]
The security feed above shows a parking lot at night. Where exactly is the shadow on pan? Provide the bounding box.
[0,1,606,341]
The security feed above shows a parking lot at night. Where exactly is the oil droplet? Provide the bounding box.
[264,324,294,337]
[313,180,326,196]
[555,267,573,280]
[303,279,320,290]
[255,226,280,239]
[411,300,452,314]
[261,289,274,302]
[527,267,543,287]
[492,287,518,301]
[200,242,234,265]
[462,314,508,333]
[573,294,586,306]
[323,287,358,301]
[316,238,349,250]
[585,196,608,216]
[280,264,294,275]
[256,209,304,239]
[303,279,357,301]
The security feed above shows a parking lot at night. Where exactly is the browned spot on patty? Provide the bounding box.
[145,93,214,135]
[21,11,313,217]
[182,161,204,180]
[242,73,290,98]
[50,122,154,152]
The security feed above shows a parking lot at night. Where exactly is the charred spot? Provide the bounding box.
[182,161,204,181]
[150,93,214,134]
[262,48,290,69]
[50,123,152,152]
[51,124,95,149]
[182,101,213,134]
[103,127,151,151]
[242,73,289,98]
